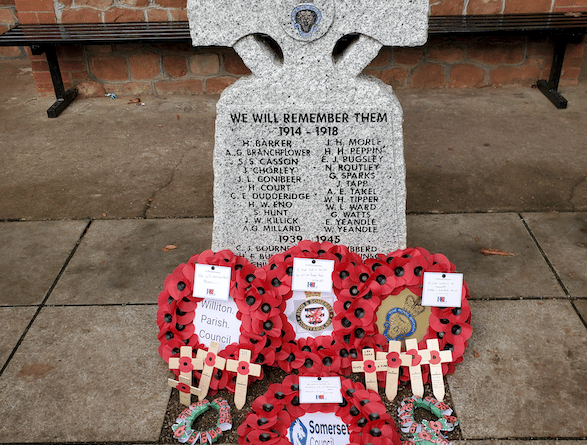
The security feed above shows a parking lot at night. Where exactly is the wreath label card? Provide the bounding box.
[286,291,335,337]
[421,272,463,307]
[289,413,350,445]
[192,298,241,349]
[193,264,231,301]
[299,376,342,404]
[292,258,335,293]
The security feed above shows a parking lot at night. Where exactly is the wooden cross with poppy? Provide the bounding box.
[167,378,201,405]
[168,345,199,406]
[399,338,427,398]
[351,348,387,391]
[376,340,402,400]
[226,348,262,409]
[422,338,452,401]
[194,341,226,401]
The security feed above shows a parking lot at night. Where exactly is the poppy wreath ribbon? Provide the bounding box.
[172,397,232,444]
[157,250,281,394]
[237,375,402,445]
[397,395,458,445]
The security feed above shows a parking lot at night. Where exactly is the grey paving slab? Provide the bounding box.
[522,212,587,298]
[0,305,170,443]
[407,213,565,298]
[447,300,587,439]
[47,218,213,304]
[574,300,587,324]
[0,221,87,305]
[0,307,36,369]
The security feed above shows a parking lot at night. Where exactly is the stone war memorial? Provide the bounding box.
[189,0,428,265]
[158,2,473,445]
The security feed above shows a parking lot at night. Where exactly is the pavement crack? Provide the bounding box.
[142,148,190,218]
[568,176,587,212]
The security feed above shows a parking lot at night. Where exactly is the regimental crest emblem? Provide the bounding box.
[383,294,425,341]
[294,296,334,332]
[278,0,335,42]
[291,4,322,38]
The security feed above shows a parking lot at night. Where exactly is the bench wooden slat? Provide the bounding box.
[0,12,585,115]
[1,13,587,47]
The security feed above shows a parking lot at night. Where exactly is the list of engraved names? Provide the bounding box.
[221,109,393,264]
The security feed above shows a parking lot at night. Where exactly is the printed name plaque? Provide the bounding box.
[421,272,463,308]
[299,376,343,404]
[193,264,232,301]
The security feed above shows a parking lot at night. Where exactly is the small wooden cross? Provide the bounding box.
[399,338,427,398]
[421,338,452,401]
[168,346,199,406]
[225,348,262,409]
[194,341,226,400]
[167,378,201,406]
[351,348,387,391]
[376,340,403,400]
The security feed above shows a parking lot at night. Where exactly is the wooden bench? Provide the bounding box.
[0,13,586,117]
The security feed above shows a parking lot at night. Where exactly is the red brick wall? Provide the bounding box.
[5,0,587,96]
[0,0,24,58]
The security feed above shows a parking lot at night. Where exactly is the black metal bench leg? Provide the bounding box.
[537,38,568,109]
[31,44,77,118]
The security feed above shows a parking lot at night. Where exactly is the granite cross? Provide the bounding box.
[187,0,429,265]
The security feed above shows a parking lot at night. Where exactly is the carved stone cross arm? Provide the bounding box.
[188,0,429,77]
[189,0,428,47]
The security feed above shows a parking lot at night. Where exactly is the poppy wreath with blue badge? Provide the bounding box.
[361,247,472,386]
[263,240,387,376]
[237,375,401,445]
[157,249,283,394]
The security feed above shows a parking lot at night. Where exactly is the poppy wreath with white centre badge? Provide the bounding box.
[365,247,472,386]
[264,240,385,376]
[157,250,279,394]
[237,375,402,445]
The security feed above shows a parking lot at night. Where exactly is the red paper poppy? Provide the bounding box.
[366,265,398,296]
[205,352,216,367]
[387,351,402,368]
[178,356,194,373]
[165,265,192,301]
[316,345,342,374]
[428,350,441,365]
[176,382,191,394]
[363,359,376,373]
[406,349,422,366]
[347,297,375,326]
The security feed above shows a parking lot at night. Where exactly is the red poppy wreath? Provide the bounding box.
[262,240,390,376]
[157,249,285,394]
[364,248,472,385]
[237,375,402,445]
